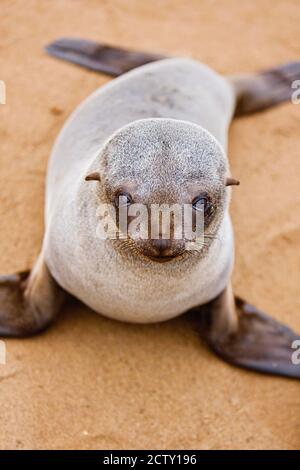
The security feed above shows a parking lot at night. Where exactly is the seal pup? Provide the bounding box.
[0,38,299,379]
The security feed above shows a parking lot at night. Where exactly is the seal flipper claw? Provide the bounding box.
[0,255,65,337]
[199,287,300,379]
[45,38,165,76]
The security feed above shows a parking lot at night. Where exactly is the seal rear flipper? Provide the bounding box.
[0,254,66,337]
[45,38,165,76]
[199,287,300,379]
[231,62,300,116]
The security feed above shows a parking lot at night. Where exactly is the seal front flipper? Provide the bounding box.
[45,38,165,76]
[199,286,300,379]
[231,61,300,116]
[0,254,66,337]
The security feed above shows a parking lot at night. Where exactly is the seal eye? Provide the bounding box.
[192,195,213,216]
[115,192,132,208]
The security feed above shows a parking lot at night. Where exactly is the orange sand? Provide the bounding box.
[0,0,299,450]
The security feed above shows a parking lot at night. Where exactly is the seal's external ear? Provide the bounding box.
[85,172,101,182]
[225,177,240,187]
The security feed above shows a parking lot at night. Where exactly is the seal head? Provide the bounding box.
[86,118,230,263]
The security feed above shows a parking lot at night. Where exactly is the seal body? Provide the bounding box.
[44,58,235,323]
[1,42,299,377]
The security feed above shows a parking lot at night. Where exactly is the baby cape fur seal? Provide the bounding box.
[0,38,300,380]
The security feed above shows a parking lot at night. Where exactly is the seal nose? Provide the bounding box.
[151,239,184,258]
[152,239,171,257]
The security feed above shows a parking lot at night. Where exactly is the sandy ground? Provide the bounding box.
[0,0,300,450]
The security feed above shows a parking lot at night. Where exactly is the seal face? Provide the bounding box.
[98,118,229,261]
